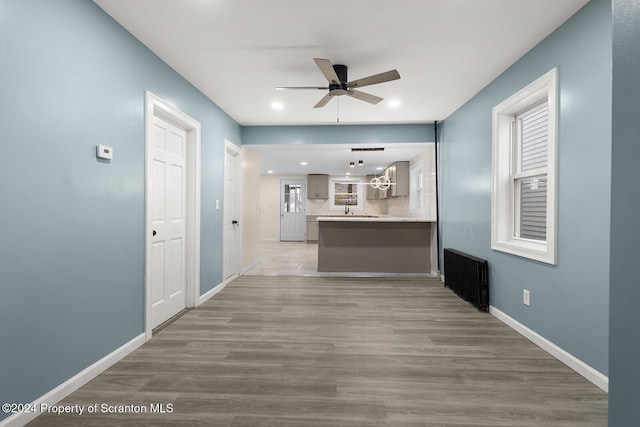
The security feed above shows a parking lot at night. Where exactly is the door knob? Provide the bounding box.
[232,220,239,225]
[152,230,157,236]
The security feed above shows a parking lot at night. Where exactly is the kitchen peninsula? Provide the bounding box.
[317,216,435,274]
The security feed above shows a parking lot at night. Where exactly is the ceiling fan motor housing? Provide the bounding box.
[331,64,348,90]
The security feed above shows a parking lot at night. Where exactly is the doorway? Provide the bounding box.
[280,179,306,241]
[145,92,201,339]
[223,140,242,282]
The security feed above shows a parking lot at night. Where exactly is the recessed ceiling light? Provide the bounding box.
[271,101,284,110]
[300,161,308,166]
[345,172,352,176]
[267,170,274,174]
[376,167,384,170]
[388,99,401,108]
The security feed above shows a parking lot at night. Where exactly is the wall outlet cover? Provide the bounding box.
[523,289,531,306]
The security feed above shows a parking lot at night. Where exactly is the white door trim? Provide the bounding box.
[144,91,201,341]
[223,139,242,284]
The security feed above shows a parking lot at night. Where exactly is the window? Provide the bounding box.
[515,103,548,241]
[283,183,303,213]
[491,68,557,264]
[330,178,363,211]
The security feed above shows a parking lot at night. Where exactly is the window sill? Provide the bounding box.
[492,239,556,265]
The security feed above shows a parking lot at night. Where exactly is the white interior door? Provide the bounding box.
[223,142,241,281]
[150,116,187,328]
[280,179,306,241]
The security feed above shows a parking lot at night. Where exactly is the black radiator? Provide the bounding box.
[443,248,489,312]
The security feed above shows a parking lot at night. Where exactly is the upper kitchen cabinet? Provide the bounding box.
[386,161,410,197]
[366,175,387,200]
[307,174,329,199]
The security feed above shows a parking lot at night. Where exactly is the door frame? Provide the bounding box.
[144,91,201,340]
[223,139,242,283]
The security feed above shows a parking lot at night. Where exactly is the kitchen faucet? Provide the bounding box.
[345,196,353,215]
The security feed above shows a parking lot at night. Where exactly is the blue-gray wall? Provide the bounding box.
[439,0,611,375]
[0,0,240,414]
[242,124,434,145]
[609,0,640,423]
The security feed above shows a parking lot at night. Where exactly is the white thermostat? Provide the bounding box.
[97,144,113,160]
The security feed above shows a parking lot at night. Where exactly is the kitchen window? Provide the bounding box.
[330,178,363,211]
[491,68,557,265]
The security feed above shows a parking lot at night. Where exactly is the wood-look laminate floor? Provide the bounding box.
[29,276,607,426]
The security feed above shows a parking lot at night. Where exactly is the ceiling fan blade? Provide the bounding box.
[346,69,400,89]
[346,90,383,105]
[313,93,334,108]
[276,86,328,90]
[314,58,341,84]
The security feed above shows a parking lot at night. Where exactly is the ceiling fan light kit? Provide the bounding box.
[277,58,400,109]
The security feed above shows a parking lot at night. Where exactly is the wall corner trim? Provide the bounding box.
[489,306,608,392]
[197,282,226,306]
[0,334,146,427]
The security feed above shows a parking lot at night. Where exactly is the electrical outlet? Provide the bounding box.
[523,289,531,306]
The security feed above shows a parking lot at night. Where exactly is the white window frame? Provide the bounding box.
[491,68,558,265]
[330,177,364,211]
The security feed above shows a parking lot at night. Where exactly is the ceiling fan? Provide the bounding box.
[277,58,400,108]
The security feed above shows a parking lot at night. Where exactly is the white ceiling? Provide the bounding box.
[93,0,588,126]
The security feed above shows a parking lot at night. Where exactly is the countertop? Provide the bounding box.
[317,216,434,223]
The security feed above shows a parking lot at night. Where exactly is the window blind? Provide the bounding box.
[518,105,548,241]
[519,176,547,240]
[520,106,548,172]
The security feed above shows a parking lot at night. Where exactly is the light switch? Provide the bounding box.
[97,144,113,160]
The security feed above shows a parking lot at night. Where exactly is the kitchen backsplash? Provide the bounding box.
[306,196,431,218]
[307,194,435,219]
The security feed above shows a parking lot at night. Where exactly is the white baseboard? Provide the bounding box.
[197,282,225,306]
[0,333,146,427]
[241,259,260,275]
[489,306,608,392]
[223,274,239,286]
